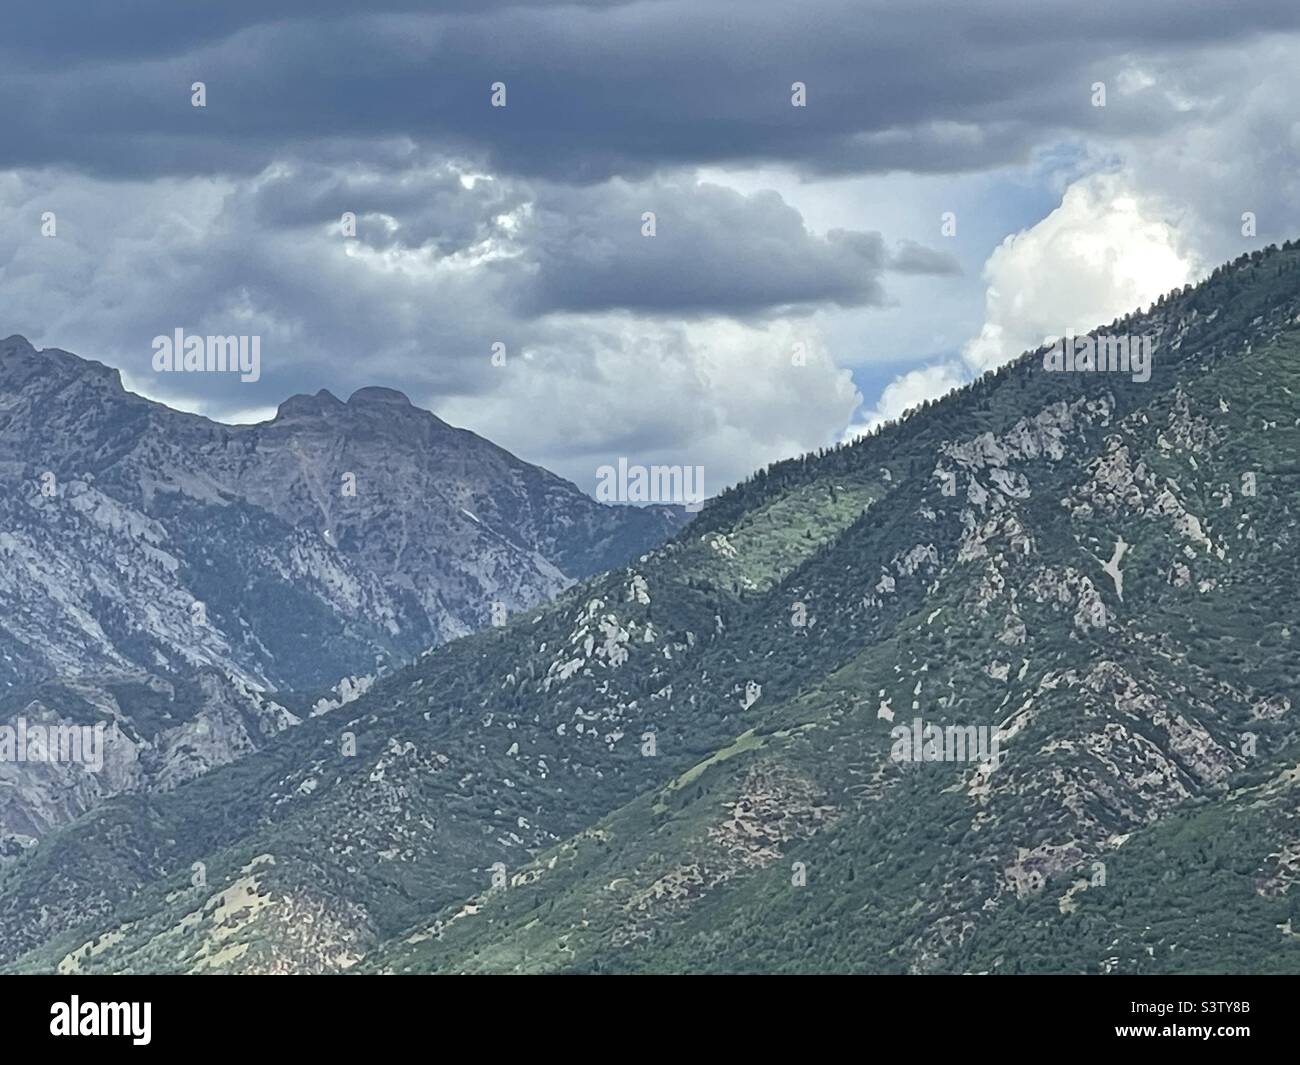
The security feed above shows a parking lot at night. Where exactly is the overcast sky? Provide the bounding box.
[2,0,1298,494]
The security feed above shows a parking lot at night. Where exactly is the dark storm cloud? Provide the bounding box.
[2,0,1296,182]
[223,162,957,320]
[513,181,957,316]
[0,1,600,65]
[2,159,943,414]
[242,157,523,256]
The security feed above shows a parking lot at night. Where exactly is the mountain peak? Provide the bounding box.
[0,334,40,369]
[0,334,124,395]
[0,334,35,353]
[274,388,346,420]
[348,386,412,408]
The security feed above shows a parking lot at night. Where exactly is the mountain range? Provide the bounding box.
[0,334,685,853]
[2,242,1300,974]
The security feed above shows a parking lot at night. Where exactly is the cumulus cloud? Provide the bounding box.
[842,361,965,441]
[962,170,1200,371]
[850,169,1202,439]
[439,316,860,491]
[519,181,956,317]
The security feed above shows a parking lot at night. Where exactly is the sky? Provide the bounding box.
[2,0,1299,497]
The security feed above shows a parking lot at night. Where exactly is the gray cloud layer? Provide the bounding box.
[5,0,1298,180]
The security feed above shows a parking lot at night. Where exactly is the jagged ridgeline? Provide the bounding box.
[0,348,686,692]
[3,243,1300,974]
[0,343,687,854]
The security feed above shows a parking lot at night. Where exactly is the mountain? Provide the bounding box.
[0,335,687,850]
[0,334,685,690]
[3,243,1300,975]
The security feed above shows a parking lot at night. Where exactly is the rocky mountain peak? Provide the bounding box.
[0,334,36,355]
[348,386,413,408]
[0,334,691,696]
[0,335,124,396]
[274,388,347,420]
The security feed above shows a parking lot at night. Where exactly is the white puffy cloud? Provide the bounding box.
[962,170,1200,372]
[842,361,965,441]
[840,167,1203,441]
[437,315,861,493]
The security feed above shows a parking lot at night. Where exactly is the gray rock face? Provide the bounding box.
[0,334,688,846]
[0,671,297,857]
[0,334,687,692]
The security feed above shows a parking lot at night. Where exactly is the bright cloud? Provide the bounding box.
[962,171,1201,372]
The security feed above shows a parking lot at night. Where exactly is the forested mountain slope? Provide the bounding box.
[4,243,1300,974]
